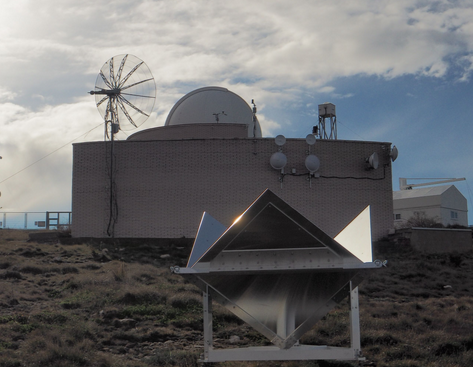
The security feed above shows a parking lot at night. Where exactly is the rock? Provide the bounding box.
[92,249,112,262]
[229,335,240,344]
[160,254,171,259]
[114,318,137,329]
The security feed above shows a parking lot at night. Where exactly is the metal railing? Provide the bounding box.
[0,212,72,230]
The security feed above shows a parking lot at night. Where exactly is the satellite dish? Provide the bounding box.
[305,134,316,145]
[305,154,320,173]
[275,135,286,146]
[90,54,156,136]
[270,152,287,170]
[367,152,379,170]
[390,145,398,162]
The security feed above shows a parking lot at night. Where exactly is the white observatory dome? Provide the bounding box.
[165,86,262,137]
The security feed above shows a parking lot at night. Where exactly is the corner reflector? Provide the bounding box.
[172,189,383,362]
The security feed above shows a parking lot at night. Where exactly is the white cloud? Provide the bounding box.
[1,0,473,214]
[2,1,473,105]
[0,87,17,102]
[0,99,101,211]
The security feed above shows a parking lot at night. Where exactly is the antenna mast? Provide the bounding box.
[252,99,257,137]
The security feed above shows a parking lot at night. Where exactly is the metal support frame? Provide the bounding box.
[199,281,364,363]
[203,285,213,361]
[46,211,72,230]
[318,115,337,140]
[350,282,361,354]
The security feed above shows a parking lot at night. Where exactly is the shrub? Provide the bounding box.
[31,312,68,325]
[20,266,45,275]
[0,262,11,270]
[434,342,463,356]
[128,304,162,315]
[405,213,443,228]
[169,294,201,310]
[82,263,102,270]
[147,349,199,367]
[0,271,22,280]
[117,291,166,305]
[362,333,399,346]
[0,360,21,367]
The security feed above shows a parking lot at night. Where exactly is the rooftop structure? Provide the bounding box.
[164,86,262,137]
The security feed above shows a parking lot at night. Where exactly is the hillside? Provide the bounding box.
[0,229,472,367]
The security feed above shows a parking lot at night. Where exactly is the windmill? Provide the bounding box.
[90,54,156,237]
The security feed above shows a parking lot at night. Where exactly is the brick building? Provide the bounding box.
[72,87,395,240]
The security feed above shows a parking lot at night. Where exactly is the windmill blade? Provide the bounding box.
[121,92,156,99]
[116,54,128,84]
[99,70,113,90]
[93,55,156,135]
[117,98,138,128]
[118,61,144,88]
[109,57,116,89]
[118,95,149,117]
[120,77,154,92]
[96,96,108,108]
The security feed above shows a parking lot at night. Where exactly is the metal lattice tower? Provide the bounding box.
[318,102,337,140]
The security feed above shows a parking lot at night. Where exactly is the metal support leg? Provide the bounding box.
[349,282,361,356]
[203,285,213,361]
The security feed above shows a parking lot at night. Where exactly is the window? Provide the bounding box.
[451,211,458,220]
[394,214,401,220]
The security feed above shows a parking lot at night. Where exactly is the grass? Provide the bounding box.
[0,229,472,366]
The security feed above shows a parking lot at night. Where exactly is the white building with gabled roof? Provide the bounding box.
[393,185,468,227]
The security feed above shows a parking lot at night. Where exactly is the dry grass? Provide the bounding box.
[0,231,472,366]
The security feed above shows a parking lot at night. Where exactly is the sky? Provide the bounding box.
[1,0,473,224]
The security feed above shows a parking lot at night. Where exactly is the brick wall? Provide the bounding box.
[72,138,394,240]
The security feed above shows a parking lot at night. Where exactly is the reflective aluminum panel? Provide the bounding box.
[174,189,380,350]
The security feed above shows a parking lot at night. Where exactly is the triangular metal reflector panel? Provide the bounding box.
[173,189,380,357]
[196,189,355,264]
[334,206,372,263]
[188,212,227,267]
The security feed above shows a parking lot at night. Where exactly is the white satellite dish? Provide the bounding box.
[367,152,379,170]
[270,152,287,170]
[305,134,316,145]
[390,145,398,162]
[305,155,320,173]
[275,135,286,146]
